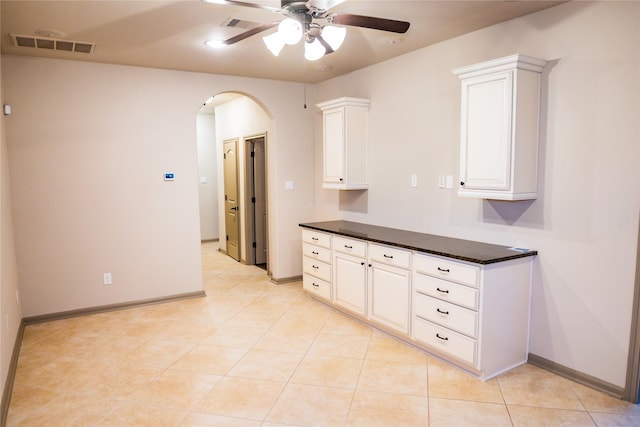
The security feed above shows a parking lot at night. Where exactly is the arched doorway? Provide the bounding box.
[196,92,271,273]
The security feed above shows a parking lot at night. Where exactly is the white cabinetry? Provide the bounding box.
[317,97,369,190]
[368,244,411,335]
[333,236,367,315]
[412,253,531,380]
[453,54,547,200]
[302,229,332,301]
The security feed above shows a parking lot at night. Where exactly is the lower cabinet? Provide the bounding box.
[334,252,367,316]
[300,226,533,381]
[368,262,410,335]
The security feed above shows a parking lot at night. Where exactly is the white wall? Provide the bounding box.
[214,96,271,265]
[0,4,23,406]
[3,56,315,317]
[196,112,218,241]
[314,1,639,388]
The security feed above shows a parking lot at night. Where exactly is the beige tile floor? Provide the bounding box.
[7,242,640,426]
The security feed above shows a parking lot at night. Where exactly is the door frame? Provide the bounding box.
[243,133,268,271]
[624,213,640,403]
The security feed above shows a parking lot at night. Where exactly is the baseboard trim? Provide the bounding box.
[528,353,624,399]
[22,291,207,325]
[1,319,25,427]
[269,274,302,285]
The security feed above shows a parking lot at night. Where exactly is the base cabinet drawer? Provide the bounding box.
[413,316,477,366]
[414,273,478,310]
[414,253,478,287]
[414,293,478,338]
[303,243,332,264]
[303,257,332,283]
[303,273,331,301]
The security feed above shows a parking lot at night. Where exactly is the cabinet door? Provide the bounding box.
[368,263,410,334]
[459,70,513,192]
[334,252,367,315]
[323,107,345,185]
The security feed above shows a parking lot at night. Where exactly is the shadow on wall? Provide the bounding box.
[339,190,368,213]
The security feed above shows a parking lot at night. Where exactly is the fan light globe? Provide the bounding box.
[278,18,303,45]
[322,26,346,51]
[263,32,286,56]
[304,38,325,61]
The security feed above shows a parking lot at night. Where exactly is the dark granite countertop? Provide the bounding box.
[299,220,537,265]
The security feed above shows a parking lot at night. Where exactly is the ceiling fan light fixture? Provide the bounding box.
[263,31,286,56]
[278,18,303,45]
[322,25,346,51]
[205,39,228,49]
[304,37,325,61]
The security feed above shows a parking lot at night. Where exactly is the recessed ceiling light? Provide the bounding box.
[205,40,227,49]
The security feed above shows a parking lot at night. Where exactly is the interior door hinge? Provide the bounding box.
[251,197,256,203]
[226,235,229,241]
[252,242,256,248]
[250,151,255,158]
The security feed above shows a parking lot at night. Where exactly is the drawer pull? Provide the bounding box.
[383,254,394,259]
[436,308,450,315]
[312,282,319,288]
[311,251,319,255]
[344,245,353,249]
[312,265,319,269]
[311,237,319,241]
[437,267,450,273]
[436,333,449,341]
[436,287,449,294]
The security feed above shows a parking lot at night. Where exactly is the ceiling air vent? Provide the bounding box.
[222,17,262,30]
[10,34,95,54]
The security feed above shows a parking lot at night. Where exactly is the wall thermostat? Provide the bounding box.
[164,173,175,181]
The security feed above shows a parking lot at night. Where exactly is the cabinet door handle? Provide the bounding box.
[312,265,319,269]
[436,287,449,294]
[311,251,319,255]
[361,262,366,266]
[437,267,450,273]
[383,254,394,259]
[436,308,449,315]
[344,245,353,249]
[436,333,449,341]
[312,282,319,288]
[460,181,465,186]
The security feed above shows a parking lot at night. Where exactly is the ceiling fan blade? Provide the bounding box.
[222,21,279,45]
[330,13,410,34]
[203,0,282,14]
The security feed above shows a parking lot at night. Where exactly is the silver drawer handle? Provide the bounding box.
[383,254,394,259]
[436,287,449,294]
[436,333,449,341]
[437,267,450,273]
[436,308,449,315]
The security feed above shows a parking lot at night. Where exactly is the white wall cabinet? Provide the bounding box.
[453,54,547,200]
[317,97,369,190]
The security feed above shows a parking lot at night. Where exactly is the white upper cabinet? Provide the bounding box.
[453,55,547,200]
[317,97,369,190]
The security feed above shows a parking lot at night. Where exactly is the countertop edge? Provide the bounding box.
[299,222,537,265]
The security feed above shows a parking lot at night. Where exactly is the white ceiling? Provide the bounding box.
[1,0,564,84]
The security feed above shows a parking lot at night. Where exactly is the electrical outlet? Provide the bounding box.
[103,272,112,285]
[438,175,446,189]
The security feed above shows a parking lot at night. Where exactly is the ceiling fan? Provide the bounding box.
[204,0,411,61]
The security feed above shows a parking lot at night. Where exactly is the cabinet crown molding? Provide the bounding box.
[317,97,370,110]
[453,54,548,80]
